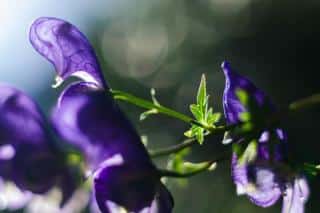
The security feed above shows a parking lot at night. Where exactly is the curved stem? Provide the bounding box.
[159,161,216,178]
[289,93,320,112]
[111,89,193,124]
[149,137,198,158]
[159,151,230,178]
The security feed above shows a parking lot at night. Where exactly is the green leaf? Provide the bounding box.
[166,149,191,187]
[183,161,217,173]
[184,125,205,144]
[207,112,221,125]
[190,104,202,120]
[238,140,258,165]
[197,74,207,109]
[139,108,158,121]
[196,128,204,144]
[184,129,193,138]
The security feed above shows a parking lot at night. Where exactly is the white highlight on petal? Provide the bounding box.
[276,128,286,140]
[140,207,151,213]
[98,154,124,168]
[105,200,127,213]
[236,184,246,195]
[72,71,101,88]
[26,187,90,213]
[0,180,32,210]
[258,131,269,143]
[93,154,124,179]
[0,144,15,160]
[297,177,309,202]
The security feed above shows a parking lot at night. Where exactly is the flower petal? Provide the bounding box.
[93,157,173,213]
[149,183,174,213]
[0,178,33,211]
[29,17,106,88]
[282,176,309,213]
[53,83,173,212]
[52,82,152,171]
[222,63,289,208]
[221,61,272,124]
[0,84,76,200]
[232,155,282,207]
[246,167,282,207]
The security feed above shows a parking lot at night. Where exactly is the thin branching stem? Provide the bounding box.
[111,89,193,124]
[149,137,198,158]
[159,151,230,178]
[112,89,320,158]
[289,93,320,112]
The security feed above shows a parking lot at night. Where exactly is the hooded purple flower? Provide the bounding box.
[0,84,78,207]
[30,17,173,213]
[221,61,309,212]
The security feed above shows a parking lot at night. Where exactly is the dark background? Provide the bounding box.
[1,0,320,212]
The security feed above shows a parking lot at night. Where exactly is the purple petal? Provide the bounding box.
[149,183,174,213]
[93,156,173,213]
[52,82,152,171]
[232,155,282,207]
[53,82,173,212]
[0,85,76,201]
[29,17,106,88]
[282,176,309,213]
[231,153,249,194]
[221,61,272,124]
[246,167,282,207]
[0,178,33,210]
[0,84,54,192]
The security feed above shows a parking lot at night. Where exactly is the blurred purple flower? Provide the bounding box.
[222,61,309,212]
[0,84,78,208]
[29,17,173,213]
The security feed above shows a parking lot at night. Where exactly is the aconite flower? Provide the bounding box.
[30,17,173,213]
[221,61,309,213]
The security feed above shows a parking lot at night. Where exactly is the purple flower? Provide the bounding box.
[29,17,106,88]
[0,84,78,207]
[222,61,309,212]
[30,17,173,213]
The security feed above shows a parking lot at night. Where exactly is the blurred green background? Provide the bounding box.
[1,0,320,212]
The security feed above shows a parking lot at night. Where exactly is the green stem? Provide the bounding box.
[149,130,229,158]
[111,89,193,124]
[159,151,229,178]
[159,161,216,178]
[289,93,320,112]
[111,89,240,133]
[149,137,198,158]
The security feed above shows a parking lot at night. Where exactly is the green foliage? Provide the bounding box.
[140,108,158,121]
[166,148,191,186]
[183,161,217,172]
[303,163,320,177]
[166,147,217,186]
[140,135,148,147]
[235,88,274,132]
[233,140,258,166]
[139,88,161,121]
[184,74,221,144]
